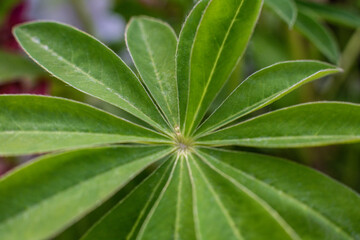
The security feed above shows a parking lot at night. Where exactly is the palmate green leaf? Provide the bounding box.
[187,154,293,240]
[82,149,360,239]
[84,155,292,240]
[177,0,210,128]
[133,157,194,240]
[196,148,360,239]
[0,145,173,240]
[1,1,359,239]
[126,17,179,128]
[0,51,44,83]
[296,0,360,28]
[264,0,297,27]
[295,11,340,64]
[195,60,341,136]
[82,156,196,240]
[198,102,360,148]
[183,0,263,135]
[13,21,171,134]
[0,95,169,156]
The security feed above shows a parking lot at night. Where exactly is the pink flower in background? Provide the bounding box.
[0,158,13,176]
[0,78,49,95]
[0,1,50,96]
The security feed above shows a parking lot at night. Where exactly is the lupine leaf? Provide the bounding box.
[295,11,339,64]
[126,17,179,128]
[296,0,360,28]
[82,148,360,239]
[196,147,360,239]
[195,61,341,136]
[0,95,170,156]
[13,21,170,134]
[135,157,194,239]
[0,146,173,240]
[82,156,197,240]
[176,0,211,130]
[183,0,263,135]
[81,158,176,240]
[198,102,360,148]
[188,153,295,239]
[1,1,359,239]
[265,0,297,27]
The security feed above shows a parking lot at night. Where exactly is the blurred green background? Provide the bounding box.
[0,1,359,237]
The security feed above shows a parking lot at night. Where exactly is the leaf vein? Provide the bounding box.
[191,155,244,240]
[199,149,354,239]
[196,151,301,240]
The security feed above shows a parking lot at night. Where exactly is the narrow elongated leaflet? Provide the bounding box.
[187,154,295,240]
[126,17,179,128]
[295,11,339,64]
[0,95,169,156]
[136,157,196,240]
[265,0,297,27]
[83,156,196,240]
[0,146,173,240]
[196,61,341,136]
[13,22,170,134]
[198,102,360,148]
[197,148,360,239]
[176,0,211,130]
[184,0,263,135]
[81,159,175,240]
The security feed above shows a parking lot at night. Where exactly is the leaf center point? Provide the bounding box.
[174,131,193,156]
